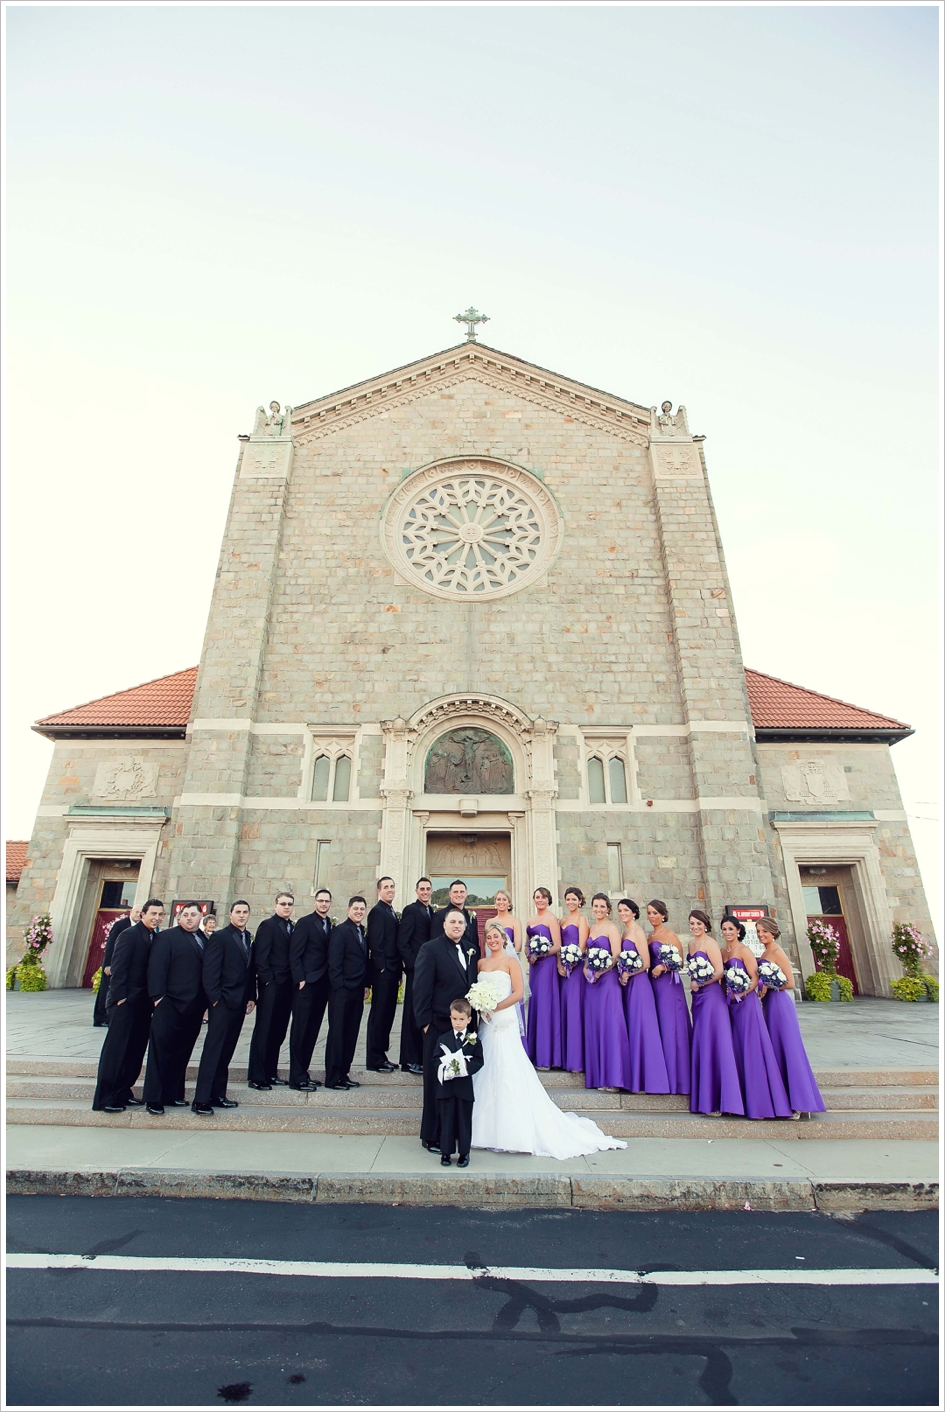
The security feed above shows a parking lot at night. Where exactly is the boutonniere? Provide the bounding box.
[395,911,402,921]
[329,917,338,927]
[469,909,477,919]
[467,947,476,958]
[464,1032,478,1045]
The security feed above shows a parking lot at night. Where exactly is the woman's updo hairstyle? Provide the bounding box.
[484,921,507,946]
[647,899,669,921]
[533,886,553,905]
[619,899,640,920]
[494,889,513,910]
[756,917,780,940]
[564,886,585,906]
[590,892,612,913]
[721,915,746,941]
[688,909,713,933]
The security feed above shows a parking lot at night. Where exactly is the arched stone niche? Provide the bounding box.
[424,728,514,795]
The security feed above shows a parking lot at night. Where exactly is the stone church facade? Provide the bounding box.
[11,342,934,994]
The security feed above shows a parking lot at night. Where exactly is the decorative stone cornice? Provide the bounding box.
[409,694,546,738]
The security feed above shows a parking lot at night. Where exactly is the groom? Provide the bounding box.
[413,907,480,1152]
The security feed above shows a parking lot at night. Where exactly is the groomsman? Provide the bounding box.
[143,902,208,1115]
[247,892,295,1088]
[93,904,142,1026]
[365,877,401,1073]
[413,907,480,1151]
[431,879,479,951]
[324,897,370,1089]
[397,877,434,1074]
[287,887,333,1089]
[91,900,164,1111]
[192,901,256,1115]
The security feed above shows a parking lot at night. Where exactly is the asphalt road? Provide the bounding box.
[5,1197,939,1407]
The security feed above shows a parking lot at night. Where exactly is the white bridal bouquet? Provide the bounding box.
[527,934,552,959]
[617,949,644,976]
[585,947,614,973]
[658,943,683,973]
[560,942,583,974]
[466,976,506,1016]
[724,964,752,1000]
[686,953,715,986]
[757,959,788,990]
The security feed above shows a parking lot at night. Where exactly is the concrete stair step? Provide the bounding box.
[820,1086,939,1111]
[6,1097,937,1140]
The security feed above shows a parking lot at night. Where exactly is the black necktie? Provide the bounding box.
[357,925,365,947]
[196,934,204,954]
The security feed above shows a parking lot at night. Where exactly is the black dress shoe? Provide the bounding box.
[102,1105,126,1114]
[344,1078,360,1088]
[289,1081,314,1091]
[213,1098,239,1108]
[169,1099,190,1107]
[192,1102,214,1115]
[422,1141,440,1153]
[440,1155,452,1166]
[457,1154,470,1168]
[403,1063,423,1075]
[269,1077,289,1086]
[125,1096,144,1107]
[146,1104,165,1116]
[93,1022,108,1029]
[248,1081,272,1091]
[325,1082,351,1091]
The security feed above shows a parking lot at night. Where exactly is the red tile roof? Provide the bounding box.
[32,664,913,740]
[744,668,911,737]
[34,667,198,735]
[6,841,28,885]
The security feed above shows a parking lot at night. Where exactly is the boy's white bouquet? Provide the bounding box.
[437,1045,469,1083]
[466,976,505,1016]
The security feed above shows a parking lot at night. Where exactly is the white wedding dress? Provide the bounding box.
[471,971,628,1158]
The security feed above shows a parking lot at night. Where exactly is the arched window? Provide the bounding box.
[609,757,628,804]
[312,753,352,803]
[587,753,629,805]
[587,756,606,804]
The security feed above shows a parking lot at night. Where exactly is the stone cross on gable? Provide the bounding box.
[453,306,490,342]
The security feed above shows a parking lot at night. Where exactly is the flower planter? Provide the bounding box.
[828,979,842,1002]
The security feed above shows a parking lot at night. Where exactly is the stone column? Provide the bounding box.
[167,403,294,908]
[523,717,559,893]
[379,717,414,896]
[649,403,774,923]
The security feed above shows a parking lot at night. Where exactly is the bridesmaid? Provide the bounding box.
[617,900,669,1094]
[756,918,825,1115]
[494,889,527,1041]
[720,917,793,1120]
[687,909,744,1116]
[525,887,563,1070]
[582,894,632,1091]
[646,900,691,1095]
[558,887,589,1073]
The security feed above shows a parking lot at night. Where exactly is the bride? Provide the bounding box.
[471,921,627,1159]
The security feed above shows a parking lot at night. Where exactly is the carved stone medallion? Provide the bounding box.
[382,458,562,601]
[424,728,514,795]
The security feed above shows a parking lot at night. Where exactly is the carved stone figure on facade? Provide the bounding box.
[252,401,292,438]
[649,401,691,438]
[93,756,158,801]
[424,729,513,795]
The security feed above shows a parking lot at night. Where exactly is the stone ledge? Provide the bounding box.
[5,1169,938,1211]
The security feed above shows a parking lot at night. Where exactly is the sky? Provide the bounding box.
[4,4,941,929]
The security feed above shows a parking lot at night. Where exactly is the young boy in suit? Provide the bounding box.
[435,997,484,1167]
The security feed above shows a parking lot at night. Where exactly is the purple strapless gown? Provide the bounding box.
[503,925,528,1049]
[648,939,691,1094]
[525,924,562,1068]
[763,987,825,1113]
[726,958,792,1119]
[621,946,670,1093]
[583,953,632,1090]
[689,951,744,1115]
[559,924,585,1072]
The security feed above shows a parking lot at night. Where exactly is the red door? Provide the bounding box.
[82,910,125,988]
[475,907,498,957]
[808,913,859,994]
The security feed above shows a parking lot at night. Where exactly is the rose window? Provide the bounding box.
[382,458,562,601]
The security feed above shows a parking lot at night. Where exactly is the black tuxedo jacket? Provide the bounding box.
[147,925,208,1010]
[107,921,154,1006]
[328,918,369,992]
[431,905,478,952]
[254,914,294,987]
[203,923,256,1010]
[367,901,401,979]
[413,934,480,1030]
[397,900,434,971]
[434,1025,485,1101]
[290,910,331,985]
[103,914,133,972]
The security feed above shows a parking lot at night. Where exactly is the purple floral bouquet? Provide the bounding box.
[585,946,614,974]
[560,942,583,975]
[527,934,553,960]
[658,943,683,973]
[617,948,644,977]
[758,959,787,990]
[724,964,752,1001]
[686,953,715,986]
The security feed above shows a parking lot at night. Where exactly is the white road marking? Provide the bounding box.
[6,1254,938,1286]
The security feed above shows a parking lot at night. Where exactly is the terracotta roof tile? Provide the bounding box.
[744,668,911,734]
[32,664,912,739]
[35,667,198,731]
[6,841,28,885]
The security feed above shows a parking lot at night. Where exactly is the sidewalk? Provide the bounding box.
[5,991,939,1211]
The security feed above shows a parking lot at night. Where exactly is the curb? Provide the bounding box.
[5,1169,938,1211]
